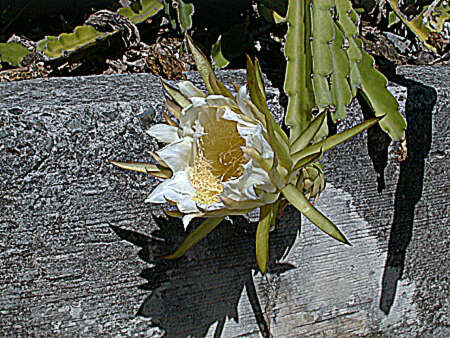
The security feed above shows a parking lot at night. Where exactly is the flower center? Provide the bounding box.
[189,152,223,205]
[189,110,249,204]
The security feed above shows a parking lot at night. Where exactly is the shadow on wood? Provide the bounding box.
[379,74,436,315]
[110,207,299,337]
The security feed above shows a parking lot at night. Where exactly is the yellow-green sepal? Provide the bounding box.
[163,93,183,119]
[292,117,381,166]
[160,79,191,109]
[164,217,224,259]
[246,55,267,115]
[290,111,327,154]
[109,160,172,179]
[281,184,350,245]
[292,149,322,171]
[185,35,234,99]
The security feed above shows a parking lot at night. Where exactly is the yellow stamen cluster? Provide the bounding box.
[189,153,223,204]
[189,109,249,205]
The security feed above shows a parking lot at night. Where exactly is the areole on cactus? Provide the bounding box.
[110,33,390,274]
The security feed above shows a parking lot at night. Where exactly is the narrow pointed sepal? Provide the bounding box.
[185,35,233,98]
[292,117,381,165]
[246,55,267,114]
[164,93,183,119]
[292,149,323,171]
[164,217,224,259]
[163,209,183,218]
[108,160,172,178]
[290,111,327,154]
[162,109,179,127]
[281,184,350,245]
[160,79,191,109]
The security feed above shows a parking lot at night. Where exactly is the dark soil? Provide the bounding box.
[0,1,448,84]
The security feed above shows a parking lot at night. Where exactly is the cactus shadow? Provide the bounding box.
[360,69,436,315]
[110,207,299,337]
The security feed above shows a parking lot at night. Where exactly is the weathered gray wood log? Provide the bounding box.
[0,67,449,337]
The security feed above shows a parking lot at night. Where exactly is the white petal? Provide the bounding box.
[145,179,173,203]
[197,200,225,212]
[206,95,238,109]
[239,123,273,159]
[146,171,200,213]
[182,213,203,229]
[163,171,199,213]
[222,158,275,202]
[221,106,257,128]
[179,98,209,134]
[177,81,206,98]
[156,138,193,173]
[236,85,255,118]
[147,124,180,143]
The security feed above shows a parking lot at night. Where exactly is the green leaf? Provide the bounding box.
[335,0,406,140]
[186,35,233,98]
[0,42,31,67]
[164,217,224,259]
[247,56,291,172]
[310,0,334,111]
[292,117,380,165]
[329,26,353,122]
[253,66,290,152]
[256,205,272,274]
[281,184,350,245]
[264,107,292,173]
[284,0,314,142]
[174,0,194,32]
[253,58,268,108]
[109,160,172,178]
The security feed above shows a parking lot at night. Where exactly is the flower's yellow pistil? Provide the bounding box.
[189,111,249,204]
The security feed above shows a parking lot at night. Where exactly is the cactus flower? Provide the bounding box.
[111,35,382,273]
[145,83,280,226]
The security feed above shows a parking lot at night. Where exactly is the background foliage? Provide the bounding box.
[1,0,448,75]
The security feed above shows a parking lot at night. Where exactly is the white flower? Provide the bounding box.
[146,82,279,227]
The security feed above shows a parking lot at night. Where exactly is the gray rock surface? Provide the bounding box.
[0,67,449,337]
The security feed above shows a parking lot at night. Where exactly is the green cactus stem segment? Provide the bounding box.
[0,42,31,67]
[284,0,314,142]
[256,204,273,274]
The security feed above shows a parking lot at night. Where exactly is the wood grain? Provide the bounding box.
[0,67,449,337]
